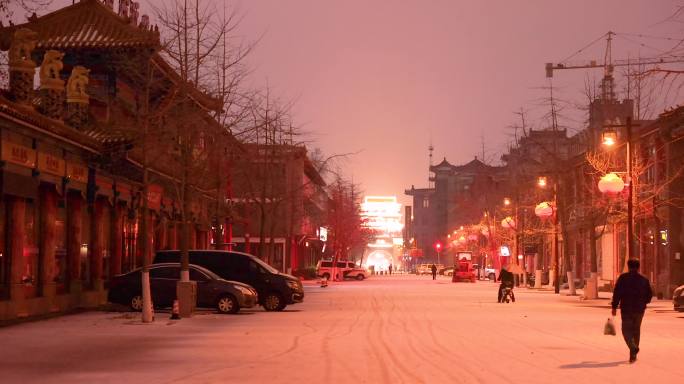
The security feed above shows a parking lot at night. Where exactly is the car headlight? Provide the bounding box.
[286,280,300,289]
[237,286,253,296]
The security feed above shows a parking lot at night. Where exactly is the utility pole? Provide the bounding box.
[625,117,634,269]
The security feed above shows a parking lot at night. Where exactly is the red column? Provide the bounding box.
[146,213,155,265]
[39,186,57,300]
[90,198,105,290]
[190,227,197,250]
[156,215,168,252]
[110,204,124,276]
[167,221,177,249]
[224,218,232,251]
[9,197,26,313]
[66,192,82,292]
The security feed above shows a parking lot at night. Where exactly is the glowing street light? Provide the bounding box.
[501,216,516,229]
[598,172,625,194]
[534,201,554,219]
[537,176,548,188]
[503,197,511,206]
[602,128,617,146]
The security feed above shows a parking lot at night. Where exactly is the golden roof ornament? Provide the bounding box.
[39,50,65,90]
[67,66,90,104]
[8,28,38,68]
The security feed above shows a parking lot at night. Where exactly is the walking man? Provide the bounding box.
[431,264,437,280]
[389,264,393,275]
[611,259,652,363]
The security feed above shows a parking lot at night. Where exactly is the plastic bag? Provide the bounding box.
[604,317,616,336]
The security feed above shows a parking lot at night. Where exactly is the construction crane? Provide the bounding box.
[545,31,684,101]
[546,31,684,77]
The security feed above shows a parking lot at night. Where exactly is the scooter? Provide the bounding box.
[500,283,516,303]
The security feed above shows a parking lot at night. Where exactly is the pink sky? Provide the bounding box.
[15,0,684,205]
[234,0,682,204]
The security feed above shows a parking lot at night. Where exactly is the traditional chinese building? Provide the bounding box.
[0,0,231,320]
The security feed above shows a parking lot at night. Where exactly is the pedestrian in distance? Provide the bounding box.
[611,259,652,363]
[389,264,393,275]
[431,264,437,280]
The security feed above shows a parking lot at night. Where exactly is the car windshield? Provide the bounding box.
[250,256,279,274]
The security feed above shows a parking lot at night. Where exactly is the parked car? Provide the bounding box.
[342,262,369,280]
[108,263,258,314]
[673,284,684,312]
[316,260,369,280]
[154,250,304,312]
[442,267,455,276]
[416,264,431,275]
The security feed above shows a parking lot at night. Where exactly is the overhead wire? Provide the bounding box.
[558,32,609,64]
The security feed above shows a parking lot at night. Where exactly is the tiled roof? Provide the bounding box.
[0,0,158,50]
[0,94,136,151]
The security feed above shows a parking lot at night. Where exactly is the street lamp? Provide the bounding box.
[434,241,442,265]
[537,176,548,188]
[537,176,560,293]
[601,117,635,271]
[597,173,625,194]
[503,197,512,206]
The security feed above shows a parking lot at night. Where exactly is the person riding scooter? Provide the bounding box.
[497,267,515,303]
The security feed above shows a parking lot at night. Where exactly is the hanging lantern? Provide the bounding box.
[501,216,515,229]
[535,201,554,218]
[598,173,625,194]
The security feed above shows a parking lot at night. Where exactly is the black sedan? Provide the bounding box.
[108,263,258,314]
[674,284,684,312]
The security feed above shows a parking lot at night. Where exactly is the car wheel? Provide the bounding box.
[356,274,365,281]
[217,294,239,314]
[488,273,496,281]
[322,273,330,280]
[130,294,143,312]
[262,293,286,311]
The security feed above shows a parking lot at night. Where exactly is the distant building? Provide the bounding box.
[406,157,506,262]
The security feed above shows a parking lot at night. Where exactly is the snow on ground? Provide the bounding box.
[0,275,682,384]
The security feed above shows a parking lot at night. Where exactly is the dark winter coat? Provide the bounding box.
[611,271,653,314]
[431,265,437,274]
[498,269,514,285]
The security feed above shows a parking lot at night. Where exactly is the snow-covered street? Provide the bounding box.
[0,275,682,384]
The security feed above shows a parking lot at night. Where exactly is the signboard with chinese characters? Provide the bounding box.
[1,141,36,168]
[146,184,163,211]
[37,152,66,176]
[66,161,88,184]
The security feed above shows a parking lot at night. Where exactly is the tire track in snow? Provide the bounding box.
[372,293,425,384]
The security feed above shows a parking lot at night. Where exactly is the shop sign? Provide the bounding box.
[1,141,36,168]
[115,182,132,201]
[96,175,113,193]
[37,152,66,176]
[146,184,163,210]
[409,248,423,258]
[66,161,88,183]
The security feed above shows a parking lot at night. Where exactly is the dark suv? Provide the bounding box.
[154,250,304,311]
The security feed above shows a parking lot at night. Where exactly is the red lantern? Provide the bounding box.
[535,201,554,218]
[501,216,515,229]
[598,173,625,194]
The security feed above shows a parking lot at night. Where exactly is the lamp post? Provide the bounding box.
[601,117,635,271]
[538,176,560,293]
[434,241,442,266]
